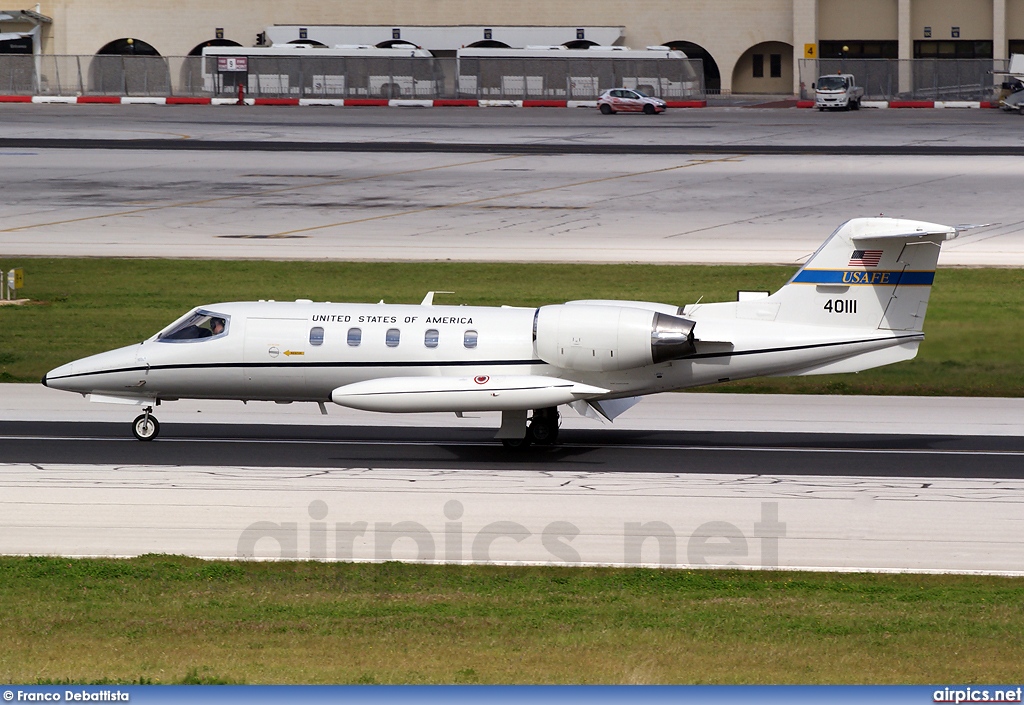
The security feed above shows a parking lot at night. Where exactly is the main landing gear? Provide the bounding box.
[500,407,560,448]
[132,406,160,441]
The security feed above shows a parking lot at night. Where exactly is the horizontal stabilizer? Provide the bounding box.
[331,375,608,413]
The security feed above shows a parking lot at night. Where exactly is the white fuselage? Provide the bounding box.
[43,299,918,408]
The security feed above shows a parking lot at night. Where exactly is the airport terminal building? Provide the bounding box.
[1,0,1022,94]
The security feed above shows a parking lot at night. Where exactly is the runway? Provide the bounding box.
[3,420,1024,477]
[1,386,1023,574]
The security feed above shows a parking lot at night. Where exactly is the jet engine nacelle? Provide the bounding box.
[535,304,696,372]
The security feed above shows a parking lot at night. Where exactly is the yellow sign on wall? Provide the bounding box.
[804,43,817,59]
[12,268,23,289]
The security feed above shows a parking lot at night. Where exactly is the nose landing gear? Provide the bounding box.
[132,406,160,441]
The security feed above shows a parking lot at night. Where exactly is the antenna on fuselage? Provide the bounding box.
[420,291,455,306]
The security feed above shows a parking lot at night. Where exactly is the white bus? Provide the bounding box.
[454,45,701,99]
[200,44,439,98]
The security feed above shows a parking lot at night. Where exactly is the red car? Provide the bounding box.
[597,88,667,114]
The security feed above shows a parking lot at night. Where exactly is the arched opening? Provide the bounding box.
[465,40,511,49]
[731,41,793,94]
[187,38,243,56]
[376,38,419,48]
[287,39,327,47]
[96,37,160,56]
[563,39,598,49]
[665,40,720,92]
[91,38,167,96]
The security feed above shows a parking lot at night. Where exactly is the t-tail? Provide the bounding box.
[769,217,958,332]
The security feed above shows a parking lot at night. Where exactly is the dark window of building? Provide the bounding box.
[1007,39,1024,55]
[914,40,993,59]
[818,41,899,59]
[309,327,324,346]
[752,54,764,78]
[770,54,782,78]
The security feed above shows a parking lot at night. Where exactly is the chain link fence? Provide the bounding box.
[799,58,1010,101]
[0,53,703,99]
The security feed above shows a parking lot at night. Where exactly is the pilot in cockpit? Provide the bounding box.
[208,317,225,337]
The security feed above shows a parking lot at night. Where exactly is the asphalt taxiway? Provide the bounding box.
[1,106,1024,264]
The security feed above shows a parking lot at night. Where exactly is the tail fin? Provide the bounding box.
[770,218,958,331]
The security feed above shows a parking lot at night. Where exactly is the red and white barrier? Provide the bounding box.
[0,95,710,109]
[1,95,998,109]
[798,99,997,109]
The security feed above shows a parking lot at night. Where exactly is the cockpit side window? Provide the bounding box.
[157,310,230,343]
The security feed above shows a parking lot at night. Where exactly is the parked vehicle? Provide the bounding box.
[813,73,863,111]
[597,88,667,114]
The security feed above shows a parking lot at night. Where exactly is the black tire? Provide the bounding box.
[850,99,860,110]
[818,107,825,112]
[1018,105,1024,116]
[599,104,613,115]
[132,413,159,441]
[643,103,656,115]
[528,419,559,446]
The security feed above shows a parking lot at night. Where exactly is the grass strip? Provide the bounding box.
[1,258,1022,396]
[1,556,1022,684]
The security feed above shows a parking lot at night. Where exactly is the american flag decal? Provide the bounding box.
[849,249,883,267]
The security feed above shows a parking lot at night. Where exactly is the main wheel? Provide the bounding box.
[599,104,613,115]
[643,103,656,115]
[528,408,560,446]
[132,413,160,441]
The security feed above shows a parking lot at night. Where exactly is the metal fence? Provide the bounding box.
[799,58,1011,101]
[0,53,704,99]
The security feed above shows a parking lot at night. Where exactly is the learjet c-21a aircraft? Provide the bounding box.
[43,218,960,446]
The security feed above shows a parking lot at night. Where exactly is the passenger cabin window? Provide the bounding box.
[347,328,361,346]
[157,311,229,343]
[386,328,401,348]
[424,329,439,348]
[464,330,478,349]
[309,327,324,346]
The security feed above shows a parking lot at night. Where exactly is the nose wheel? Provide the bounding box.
[132,407,160,441]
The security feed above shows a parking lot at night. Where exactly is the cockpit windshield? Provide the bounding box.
[817,76,847,90]
[157,310,230,342]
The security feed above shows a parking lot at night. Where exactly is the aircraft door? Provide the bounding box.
[243,316,310,400]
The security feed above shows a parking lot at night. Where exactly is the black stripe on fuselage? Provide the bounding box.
[45,358,546,382]
[45,334,922,383]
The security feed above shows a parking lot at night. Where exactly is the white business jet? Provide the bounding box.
[43,218,959,446]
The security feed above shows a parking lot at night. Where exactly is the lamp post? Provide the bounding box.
[840,44,849,72]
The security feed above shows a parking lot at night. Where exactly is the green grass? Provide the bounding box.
[0,556,1022,684]
[2,258,1023,395]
